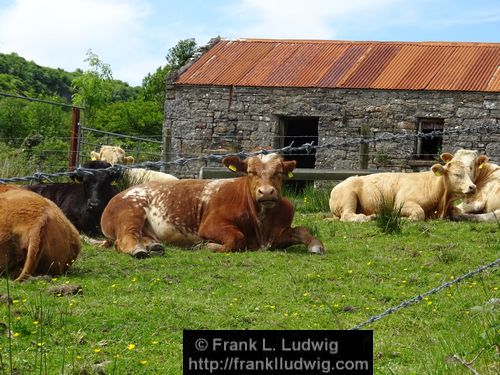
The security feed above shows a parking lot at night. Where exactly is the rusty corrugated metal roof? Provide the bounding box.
[175,39,500,92]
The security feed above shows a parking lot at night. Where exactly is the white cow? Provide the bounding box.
[448,149,500,222]
[123,168,178,185]
[90,146,135,165]
[329,154,477,222]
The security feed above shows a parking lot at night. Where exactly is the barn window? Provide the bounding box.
[415,118,444,160]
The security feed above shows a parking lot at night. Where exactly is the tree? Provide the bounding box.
[142,39,198,107]
[166,38,197,70]
[71,50,114,126]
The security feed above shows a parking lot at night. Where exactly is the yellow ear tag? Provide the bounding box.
[287,172,294,178]
[434,171,441,177]
[228,165,237,172]
[111,181,118,186]
[479,163,484,169]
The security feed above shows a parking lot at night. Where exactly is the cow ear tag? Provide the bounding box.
[434,170,441,177]
[287,172,294,178]
[479,163,484,169]
[111,181,118,186]
[228,165,237,172]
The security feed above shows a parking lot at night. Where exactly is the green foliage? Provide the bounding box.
[142,38,198,108]
[0,39,197,176]
[0,220,498,373]
[375,194,404,234]
[71,50,114,125]
[142,65,169,106]
[286,183,330,213]
[0,97,71,145]
[166,38,197,70]
[0,52,75,98]
[94,99,163,136]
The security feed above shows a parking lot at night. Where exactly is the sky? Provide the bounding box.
[0,0,499,87]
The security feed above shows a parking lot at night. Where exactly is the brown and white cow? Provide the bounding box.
[329,154,477,222]
[0,185,81,281]
[447,149,500,222]
[100,153,324,257]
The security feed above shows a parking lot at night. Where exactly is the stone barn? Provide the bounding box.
[163,38,500,178]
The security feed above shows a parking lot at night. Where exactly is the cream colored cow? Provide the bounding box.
[448,149,500,222]
[329,154,477,222]
[90,145,135,164]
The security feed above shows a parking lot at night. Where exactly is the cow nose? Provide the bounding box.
[258,186,276,197]
[467,184,476,194]
[88,200,101,209]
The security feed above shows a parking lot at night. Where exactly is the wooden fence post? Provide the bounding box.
[68,107,80,171]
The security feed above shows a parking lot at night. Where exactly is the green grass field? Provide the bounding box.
[1,214,498,374]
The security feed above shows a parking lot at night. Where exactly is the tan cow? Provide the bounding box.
[0,185,81,281]
[123,168,178,185]
[90,145,135,164]
[100,153,324,258]
[448,149,500,222]
[329,154,477,222]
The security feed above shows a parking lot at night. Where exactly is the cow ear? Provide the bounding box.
[282,160,297,175]
[440,153,453,163]
[222,156,247,173]
[431,164,446,177]
[477,155,489,169]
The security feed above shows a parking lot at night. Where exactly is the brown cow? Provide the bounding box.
[100,153,324,257]
[0,185,81,281]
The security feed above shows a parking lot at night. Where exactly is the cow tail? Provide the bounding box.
[15,212,49,282]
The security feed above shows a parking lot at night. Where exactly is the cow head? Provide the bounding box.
[442,149,489,184]
[431,159,477,196]
[75,161,121,212]
[222,153,296,208]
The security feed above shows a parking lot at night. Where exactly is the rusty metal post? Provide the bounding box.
[68,107,80,171]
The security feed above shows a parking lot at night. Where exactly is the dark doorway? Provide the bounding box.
[415,118,444,160]
[279,116,319,193]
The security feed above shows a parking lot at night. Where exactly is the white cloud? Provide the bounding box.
[226,0,404,40]
[0,0,151,85]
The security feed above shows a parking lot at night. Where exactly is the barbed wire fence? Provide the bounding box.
[350,257,499,330]
[1,123,498,184]
[0,123,498,330]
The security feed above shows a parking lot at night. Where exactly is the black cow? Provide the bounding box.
[24,161,120,236]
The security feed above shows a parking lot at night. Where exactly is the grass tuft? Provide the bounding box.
[375,194,403,235]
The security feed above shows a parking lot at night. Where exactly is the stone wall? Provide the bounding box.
[164,85,500,178]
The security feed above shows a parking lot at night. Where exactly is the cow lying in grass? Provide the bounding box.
[24,161,121,236]
[0,185,80,281]
[101,153,324,257]
[447,149,500,222]
[90,145,135,164]
[329,153,476,222]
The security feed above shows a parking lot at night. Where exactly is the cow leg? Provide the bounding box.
[15,215,47,281]
[272,226,324,255]
[16,243,42,282]
[336,191,375,222]
[198,223,246,252]
[400,203,426,220]
[141,236,165,256]
[340,212,376,222]
[115,234,149,258]
[113,215,150,258]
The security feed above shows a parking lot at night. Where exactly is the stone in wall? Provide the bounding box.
[164,85,500,178]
